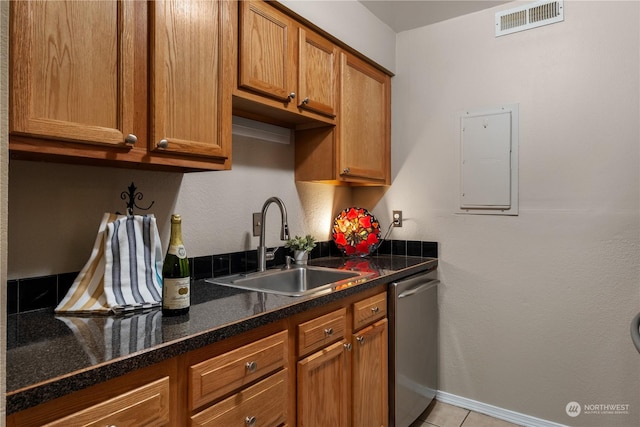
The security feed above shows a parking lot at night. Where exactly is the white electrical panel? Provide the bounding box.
[456,104,519,215]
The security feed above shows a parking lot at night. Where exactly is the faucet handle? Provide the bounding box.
[265,246,279,261]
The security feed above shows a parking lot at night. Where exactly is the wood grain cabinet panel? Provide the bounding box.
[238,0,296,103]
[44,377,171,427]
[352,319,389,427]
[297,340,349,427]
[150,0,232,162]
[189,330,288,410]
[10,0,136,147]
[297,28,339,118]
[337,51,391,184]
[297,307,346,358]
[353,291,387,330]
[191,369,288,427]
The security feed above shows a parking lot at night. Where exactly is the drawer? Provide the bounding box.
[45,377,170,427]
[353,291,387,330]
[190,369,288,427]
[190,330,288,410]
[297,308,346,357]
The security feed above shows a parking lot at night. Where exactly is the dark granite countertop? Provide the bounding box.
[6,255,437,415]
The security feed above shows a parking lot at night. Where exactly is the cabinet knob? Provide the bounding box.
[344,342,352,351]
[371,306,379,314]
[287,92,296,101]
[342,167,350,175]
[245,361,258,373]
[356,335,365,345]
[324,327,333,336]
[299,97,309,106]
[124,134,137,146]
[156,139,169,149]
[245,416,257,426]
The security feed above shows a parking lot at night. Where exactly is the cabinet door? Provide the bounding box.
[297,340,349,427]
[150,0,231,161]
[352,319,389,427]
[10,0,136,147]
[297,28,338,118]
[338,52,391,184]
[238,0,296,103]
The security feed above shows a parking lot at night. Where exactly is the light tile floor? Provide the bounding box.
[410,400,522,427]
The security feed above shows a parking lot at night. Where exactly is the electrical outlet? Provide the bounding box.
[392,210,403,227]
[253,212,262,236]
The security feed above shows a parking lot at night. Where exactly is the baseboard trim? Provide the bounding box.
[436,391,567,427]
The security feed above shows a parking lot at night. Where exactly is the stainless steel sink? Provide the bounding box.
[205,265,373,297]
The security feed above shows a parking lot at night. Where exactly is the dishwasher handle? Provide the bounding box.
[398,279,439,299]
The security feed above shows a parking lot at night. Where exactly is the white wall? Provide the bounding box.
[7,136,354,279]
[367,1,639,425]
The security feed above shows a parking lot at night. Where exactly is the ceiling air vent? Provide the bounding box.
[495,0,564,37]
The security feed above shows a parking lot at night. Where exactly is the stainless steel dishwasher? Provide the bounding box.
[389,270,439,427]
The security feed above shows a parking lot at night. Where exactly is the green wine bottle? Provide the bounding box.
[162,214,190,316]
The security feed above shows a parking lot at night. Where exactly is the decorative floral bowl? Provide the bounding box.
[332,207,381,257]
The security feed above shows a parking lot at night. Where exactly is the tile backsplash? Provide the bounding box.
[6,240,437,315]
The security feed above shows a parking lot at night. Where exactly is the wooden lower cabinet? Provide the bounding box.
[8,287,389,427]
[297,340,349,427]
[295,288,389,427]
[352,319,389,427]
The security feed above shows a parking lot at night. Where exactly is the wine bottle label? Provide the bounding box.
[163,277,190,310]
[168,244,187,259]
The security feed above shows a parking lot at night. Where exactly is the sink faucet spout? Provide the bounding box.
[258,197,290,271]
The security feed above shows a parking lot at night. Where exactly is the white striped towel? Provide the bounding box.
[55,213,163,315]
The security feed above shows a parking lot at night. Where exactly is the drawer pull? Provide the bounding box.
[356,336,365,345]
[245,361,257,373]
[245,416,257,426]
[156,139,169,149]
[371,306,380,314]
[344,343,352,351]
[324,327,333,336]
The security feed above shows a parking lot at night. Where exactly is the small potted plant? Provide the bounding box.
[285,234,317,265]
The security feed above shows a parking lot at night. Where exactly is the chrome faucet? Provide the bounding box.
[257,197,290,271]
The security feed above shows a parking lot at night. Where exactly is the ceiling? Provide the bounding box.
[358,0,512,32]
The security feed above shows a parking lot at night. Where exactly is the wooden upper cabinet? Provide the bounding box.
[338,51,391,184]
[298,28,339,118]
[150,0,232,162]
[294,51,391,185]
[10,0,232,171]
[10,0,136,147]
[235,0,337,124]
[238,0,296,103]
